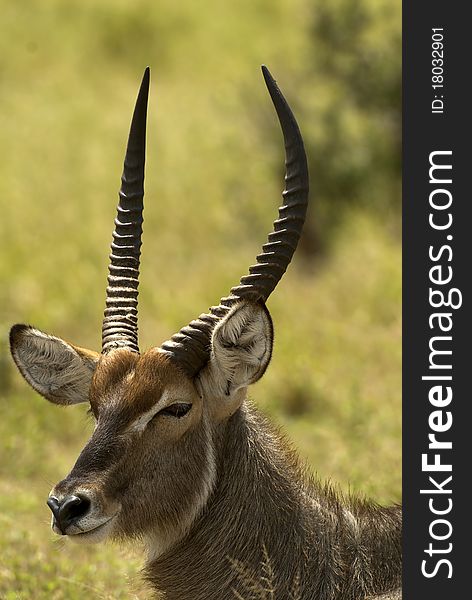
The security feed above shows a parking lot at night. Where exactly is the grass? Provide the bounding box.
[0,0,400,597]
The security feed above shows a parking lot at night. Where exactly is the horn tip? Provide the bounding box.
[261,65,275,86]
[141,66,150,91]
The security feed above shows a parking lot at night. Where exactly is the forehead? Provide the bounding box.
[89,348,186,419]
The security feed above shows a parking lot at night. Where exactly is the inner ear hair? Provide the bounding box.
[211,301,274,391]
[9,324,99,405]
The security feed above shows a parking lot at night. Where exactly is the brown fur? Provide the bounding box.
[144,404,401,599]
[10,307,401,599]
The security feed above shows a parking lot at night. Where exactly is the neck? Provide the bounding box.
[145,404,401,600]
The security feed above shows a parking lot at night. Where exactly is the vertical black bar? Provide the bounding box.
[404,2,471,598]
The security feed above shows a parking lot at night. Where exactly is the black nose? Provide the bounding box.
[47,494,91,533]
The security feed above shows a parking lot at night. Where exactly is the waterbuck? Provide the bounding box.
[9,67,401,599]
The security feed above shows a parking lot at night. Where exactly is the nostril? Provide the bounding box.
[59,495,91,526]
[46,496,61,520]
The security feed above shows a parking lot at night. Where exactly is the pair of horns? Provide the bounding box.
[102,66,309,377]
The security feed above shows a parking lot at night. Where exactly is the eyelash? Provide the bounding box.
[86,402,192,424]
[158,402,192,418]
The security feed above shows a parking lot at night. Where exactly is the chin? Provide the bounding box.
[67,521,115,544]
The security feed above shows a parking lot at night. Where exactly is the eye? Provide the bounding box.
[159,402,192,418]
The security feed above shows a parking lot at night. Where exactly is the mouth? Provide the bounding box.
[53,513,118,543]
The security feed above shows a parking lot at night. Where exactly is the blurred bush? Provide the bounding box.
[302,0,401,249]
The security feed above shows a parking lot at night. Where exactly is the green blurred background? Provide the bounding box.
[0,0,401,597]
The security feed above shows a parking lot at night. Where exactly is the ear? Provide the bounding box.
[9,324,99,405]
[198,302,273,409]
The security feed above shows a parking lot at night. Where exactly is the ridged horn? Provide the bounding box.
[159,65,309,375]
[102,67,150,354]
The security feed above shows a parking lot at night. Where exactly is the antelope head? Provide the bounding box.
[9,67,308,552]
